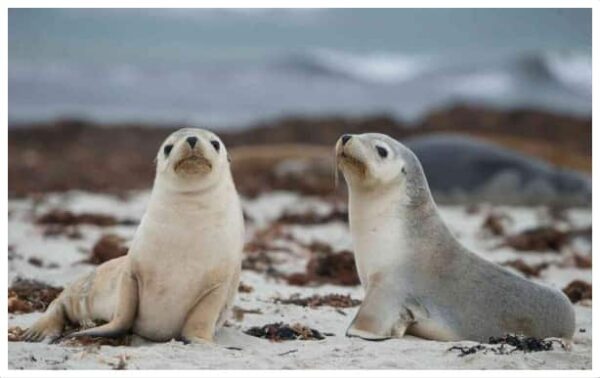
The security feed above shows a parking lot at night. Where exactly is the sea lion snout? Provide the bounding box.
[186,136,198,148]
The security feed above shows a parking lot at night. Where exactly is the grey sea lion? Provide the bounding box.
[336,132,575,343]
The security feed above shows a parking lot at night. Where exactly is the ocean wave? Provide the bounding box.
[8,48,592,125]
[277,48,592,93]
[298,49,433,83]
[541,51,592,97]
[448,72,515,98]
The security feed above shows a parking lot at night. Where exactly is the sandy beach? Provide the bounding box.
[7,190,591,369]
[7,8,593,373]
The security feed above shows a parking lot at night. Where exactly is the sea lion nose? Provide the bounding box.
[186,136,198,148]
[341,134,352,146]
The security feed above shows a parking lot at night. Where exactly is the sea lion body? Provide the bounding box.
[129,179,243,341]
[337,133,575,343]
[24,128,244,343]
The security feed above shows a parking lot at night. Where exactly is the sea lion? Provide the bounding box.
[24,128,244,343]
[336,133,575,343]
[404,134,591,206]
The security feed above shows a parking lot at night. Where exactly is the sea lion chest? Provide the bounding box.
[349,196,410,289]
[128,195,243,339]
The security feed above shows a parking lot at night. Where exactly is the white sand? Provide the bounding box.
[7,191,592,370]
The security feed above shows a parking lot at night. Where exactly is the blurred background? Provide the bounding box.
[8,8,592,205]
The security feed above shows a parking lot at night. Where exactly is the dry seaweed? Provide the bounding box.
[276,293,361,308]
[8,107,591,198]
[244,223,293,254]
[498,226,567,252]
[303,241,335,254]
[27,257,44,267]
[86,234,128,264]
[448,344,486,357]
[242,223,291,276]
[276,206,348,225]
[480,211,512,237]
[488,334,559,351]
[37,209,137,227]
[238,282,254,293]
[502,259,550,277]
[8,278,63,313]
[286,250,359,286]
[563,280,592,303]
[244,322,327,341]
[449,334,564,357]
[499,225,592,252]
[573,253,592,269]
[42,224,83,239]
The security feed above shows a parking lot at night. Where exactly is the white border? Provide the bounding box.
[2,2,596,377]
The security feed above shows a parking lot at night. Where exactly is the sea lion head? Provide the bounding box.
[155,127,230,192]
[336,133,431,204]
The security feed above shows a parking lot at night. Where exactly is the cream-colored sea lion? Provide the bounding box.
[336,133,575,343]
[24,128,244,343]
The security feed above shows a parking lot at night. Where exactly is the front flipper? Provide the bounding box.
[346,284,427,340]
[68,270,138,339]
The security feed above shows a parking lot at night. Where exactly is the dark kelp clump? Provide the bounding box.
[238,282,254,293]
[481,211,512,237]
[37,209,137,227]
[37,210,136,239]
[276,293,361,308]
[244,322,328,341]
[563,280,592,303]
[286,250,360,286]
[8,279,63,313]
[86,234,129,264]
[449,334,564,357]
[275,206,348,225]
[242,224,289,276]
[502,259,550,278]
[498,225,591,252]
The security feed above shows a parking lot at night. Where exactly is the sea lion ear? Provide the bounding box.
[227,153,231,163]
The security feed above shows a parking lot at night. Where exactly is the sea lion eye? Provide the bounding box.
[376,146,388,158]
[210,140,220,152]
[163,144,173,157]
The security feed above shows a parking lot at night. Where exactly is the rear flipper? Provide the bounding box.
[346,284,427,341]
[23,298,66,343]
[68,271,138,339]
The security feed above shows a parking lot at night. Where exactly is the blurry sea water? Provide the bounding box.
[8,9,592,128]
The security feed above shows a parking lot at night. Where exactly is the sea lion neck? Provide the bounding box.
[148,173,236,216]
